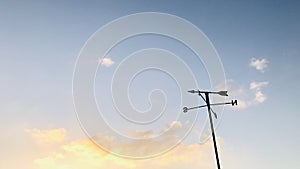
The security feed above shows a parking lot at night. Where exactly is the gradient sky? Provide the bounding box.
[1,0,300,169]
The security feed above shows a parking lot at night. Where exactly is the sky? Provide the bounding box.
[1,0,300,169]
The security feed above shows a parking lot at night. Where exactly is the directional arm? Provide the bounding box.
[183,100,238,113]
[183,105,207,113]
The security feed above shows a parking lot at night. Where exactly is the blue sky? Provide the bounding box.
[1,0,299,169]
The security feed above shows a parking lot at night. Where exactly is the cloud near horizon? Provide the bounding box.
[25,128,66,144]
[26,126,219,169]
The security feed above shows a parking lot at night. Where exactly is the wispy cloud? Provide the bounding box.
[89,121,185,158]
[161,121,183,135]
[99,57,115,67]
[249,58,269,73]
[250,81,269,90]
[127,121,182,139]
[25,128,66,144]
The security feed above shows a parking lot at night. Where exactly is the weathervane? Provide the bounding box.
[183,90,237,169]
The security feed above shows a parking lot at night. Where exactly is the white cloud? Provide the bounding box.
[215,80,250,109]
[254,91,267,103]
[250,81,268,103]
[249,58,269,73]
[99,57,115,67]
[250,81,269,90]
[216,80,269,109]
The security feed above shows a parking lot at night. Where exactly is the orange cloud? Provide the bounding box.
[34,139,136,169]
[30,127,220,169]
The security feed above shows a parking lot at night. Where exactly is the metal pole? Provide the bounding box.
[205,92,221,169]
